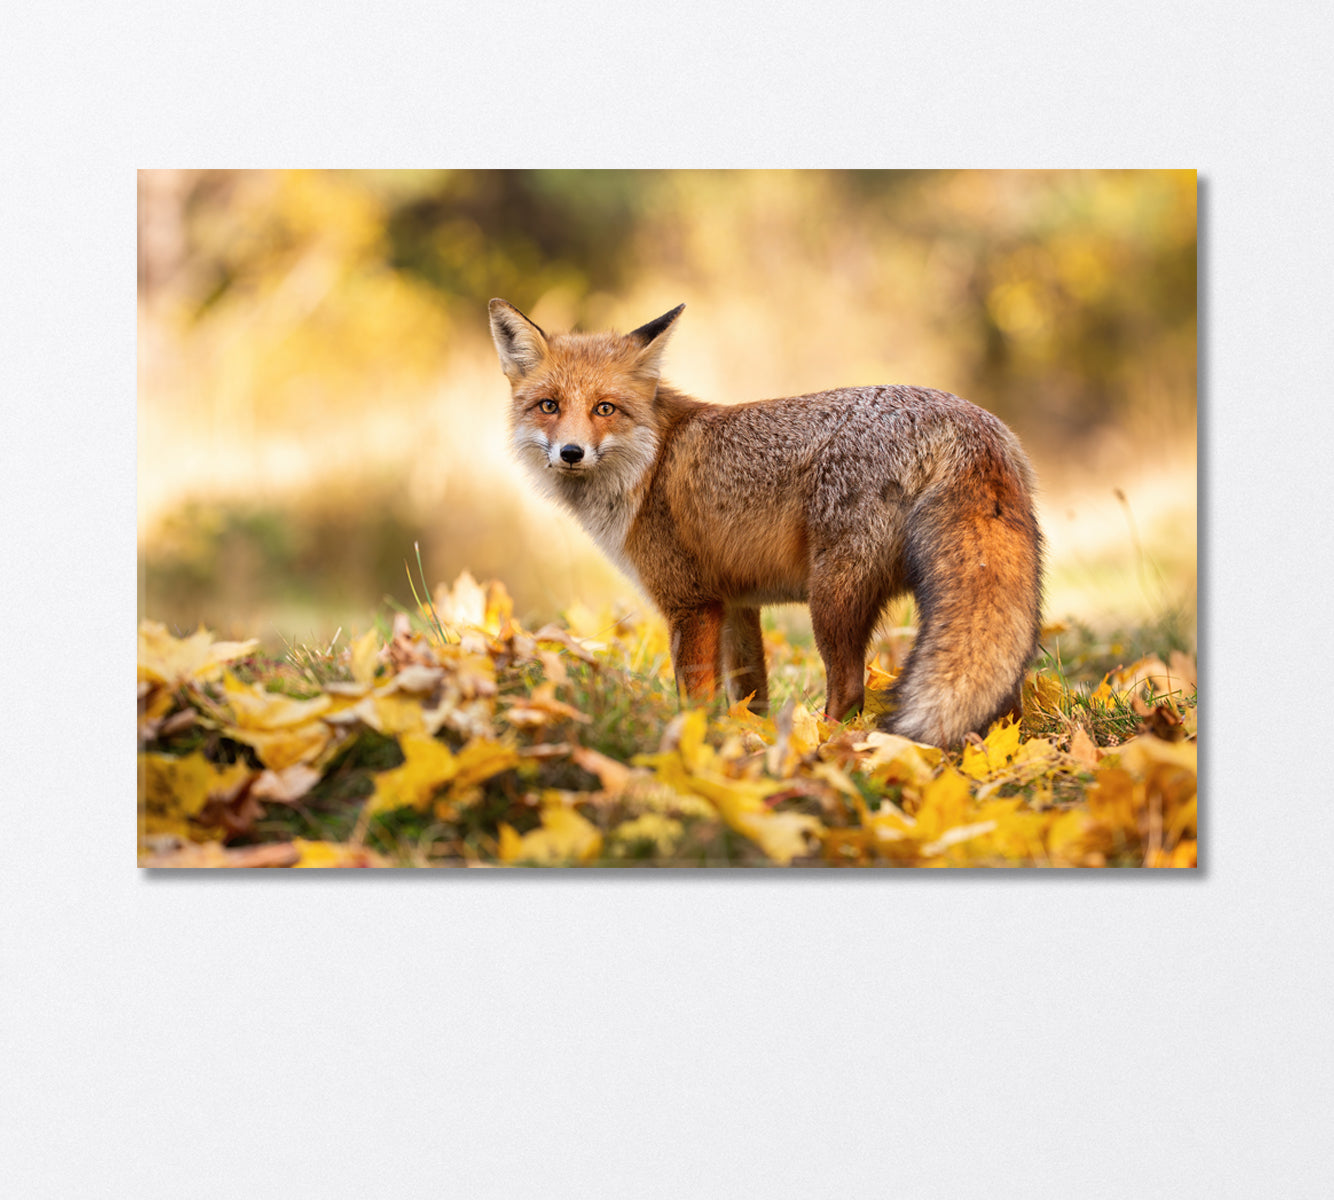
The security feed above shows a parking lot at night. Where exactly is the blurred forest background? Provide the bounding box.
[138,169,1196,649]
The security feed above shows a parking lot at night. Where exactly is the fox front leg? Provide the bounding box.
[667,605,725,705]
[721,605,768,715]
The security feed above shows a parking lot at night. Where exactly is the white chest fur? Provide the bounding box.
[515,425,658,597]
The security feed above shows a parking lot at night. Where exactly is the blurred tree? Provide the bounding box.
[138,168,1195,438]
[138,169,1195,637]
[383,169,652,310]
[138,169,655,324]
[848,169,1197,434]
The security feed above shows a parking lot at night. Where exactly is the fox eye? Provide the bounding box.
[537,399,558,414]
[593,401,616,417]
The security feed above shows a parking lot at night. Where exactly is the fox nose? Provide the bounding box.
[559,444,584,464]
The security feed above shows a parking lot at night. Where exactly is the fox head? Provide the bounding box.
[488,299,684,505]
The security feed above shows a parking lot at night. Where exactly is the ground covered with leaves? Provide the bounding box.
[138,573,1198,869]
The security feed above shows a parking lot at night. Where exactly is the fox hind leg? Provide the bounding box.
[808,560,888,722]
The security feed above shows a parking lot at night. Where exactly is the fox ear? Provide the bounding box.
[489,299,548,380]
[627,303,684,377]
[629,304,685,347]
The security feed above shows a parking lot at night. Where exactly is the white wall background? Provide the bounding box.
[2,2,1330,1197]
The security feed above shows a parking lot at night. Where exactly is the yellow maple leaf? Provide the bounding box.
[560,602,609,643]
[788,705,826,756]
[725,807,822,865]
[853,732,941,787]
[807,760,862,799]
[648,745,822,865]
[432,571,513,636]
[1046,810,1113,867]
[966,802,1050,864]
[498,804,603,865]
[911,768,974,843]
[1147,839,1197,869]
[361,692,429,736]
[1023,672,1066,720]
[607,813,685,857]
[763,699,822,778]
[726,692,759,720]
[220,673,333,769]
[1115,734,1197,776]
[677,706,712,769]
[138,752,254,843]
[920,818,1000,858]
[433,569,487,630]
[449,738,520,793]
[489,580,515,630]
[138,620,258,688]
[332,677,472,739]
[241,725,334,772]
[1088,675,1118,708]
[223,673,332,729]
[427,737,522,820]
[724,693,776,740]
[1086,764,1137,825]
[865,661,897,691]
[366,732,457,816]
[638,710,821,861]
[291,839,392,868]
[348,628,381,687]
[1013,737,1058,766]
[497,822,524,861]
[853,798,919,862]
[138,682,175,741]
[959,718,1023,780]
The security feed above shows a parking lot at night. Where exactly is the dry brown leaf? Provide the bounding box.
[571,745,636,793]
[522,742,574,760]
[384,664,445,694]
[1141,699,1186,742]
[387,614,440,670]
[252,764,322,804]
[1168,650,1197,690]
[532,623,600,666]
[1069,726,1100,769]
[503,682,592,729]
[140,841,301,868]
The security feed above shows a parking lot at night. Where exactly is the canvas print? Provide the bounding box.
[137,169,1198,868]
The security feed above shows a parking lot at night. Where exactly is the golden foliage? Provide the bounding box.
[138,575,1197,869]
[138,621,257,688]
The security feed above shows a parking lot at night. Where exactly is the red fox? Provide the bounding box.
[489,299,1043,747]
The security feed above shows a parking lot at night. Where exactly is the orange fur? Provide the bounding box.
[489,299,1043,746]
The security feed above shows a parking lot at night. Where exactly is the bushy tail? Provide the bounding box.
[882,466,1043,748]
